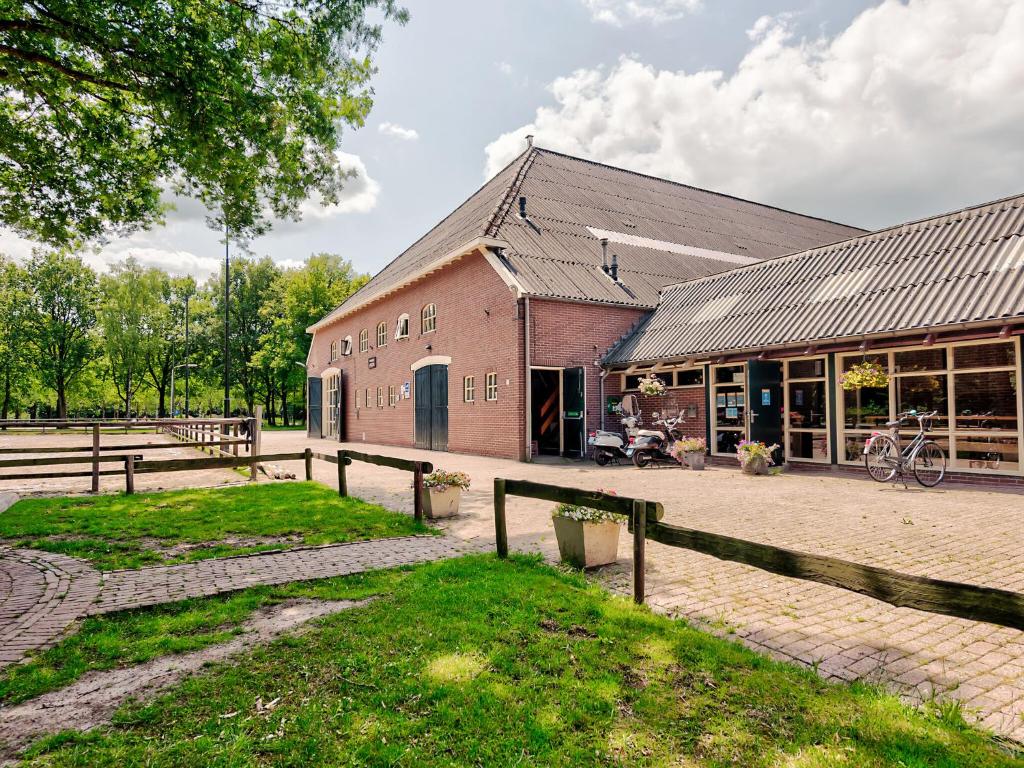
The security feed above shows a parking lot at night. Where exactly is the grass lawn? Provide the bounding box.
[0,482,430,570]
[16,555,1022,767]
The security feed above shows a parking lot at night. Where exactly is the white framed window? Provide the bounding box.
[359,329,368,353]
[329,340,338,363]
[388,384,397,406]
[377,386,384,408]
[341,335,352,356]
[784,357,830,463]
[485,372,498,401]
[396,314,410,340]
[464,376,475,402]
[376,322,387,348]
[421,303,436,334]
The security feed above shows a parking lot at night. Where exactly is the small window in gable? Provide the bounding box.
[359,329,368,353]
[341,335,352,356]
[376,321,388,348]
[421,303,436,334]
[396,314,410,340]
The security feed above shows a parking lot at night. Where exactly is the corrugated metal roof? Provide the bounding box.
[315,147,864,326]
[605,194,1024,365]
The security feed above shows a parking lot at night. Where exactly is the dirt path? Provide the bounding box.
[0,598,372,763]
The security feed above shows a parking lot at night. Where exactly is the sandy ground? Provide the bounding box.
[0,430,246,496]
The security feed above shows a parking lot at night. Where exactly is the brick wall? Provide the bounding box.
[308,252,525,459]
[528,299,647,442]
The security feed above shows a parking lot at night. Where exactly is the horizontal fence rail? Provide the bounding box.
[492,477,1024,631]
[313,449,434,522]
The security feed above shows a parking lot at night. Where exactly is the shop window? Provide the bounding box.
[954,370,1017,431]
[464,376,475,402]
[421,303,436,334]
[396,314,410,340]
[674,369,704,387]
[787,358,825,379]
[787,431,828,461]
[788,381,827,429]
[954,342,1016,369]
[896,374,949,429]
[711,364,745,455]
[842,353,887,372]
[486,372,498,401]
[956,435,1019,472]
[894,348,946,373]
[359,329,368,353]
[843,386,889,430]
[376,322,388,348]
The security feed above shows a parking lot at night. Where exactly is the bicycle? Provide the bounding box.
[862,410,946,487]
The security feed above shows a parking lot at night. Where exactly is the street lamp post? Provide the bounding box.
[184,293,191,417]
[170,363,198,417]
[223,223,231,417]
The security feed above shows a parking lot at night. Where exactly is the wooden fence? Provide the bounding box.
[311,449,433,522]
[492,477,1024,632]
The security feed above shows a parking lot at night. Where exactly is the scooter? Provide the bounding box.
[588,394,642,465]
[627,410,686,468]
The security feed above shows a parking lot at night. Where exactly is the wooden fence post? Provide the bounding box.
[91,423,100,493]
[413,462,424,523]
[304,447,313,481]
[337,450,348,497]
[124,455,135,495]
[494,478,508,558]
[632,499,647,605]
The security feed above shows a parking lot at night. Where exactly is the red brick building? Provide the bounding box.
[305,144,861,460]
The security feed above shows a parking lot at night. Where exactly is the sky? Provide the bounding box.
[3,0,1023,281]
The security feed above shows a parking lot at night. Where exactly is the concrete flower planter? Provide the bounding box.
[422,486,462,519]
[685,452,705,470]
[741,456,770,475]
[552,517,621,569]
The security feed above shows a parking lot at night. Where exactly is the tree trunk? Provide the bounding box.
[56,379,67,419]
[281,383,289,427]
[1,370,10,421]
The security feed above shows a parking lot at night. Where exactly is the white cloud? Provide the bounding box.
[497,61,514,76]
[378,121,420,141]
[298,151,380,219]
[581,0,701,26]
[486,0,1024,228]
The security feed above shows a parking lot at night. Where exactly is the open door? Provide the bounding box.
[307,377,322,438]
[747,359,784,464]
[562,367,585,459]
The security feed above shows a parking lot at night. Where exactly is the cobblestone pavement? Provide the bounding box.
[261,432,1024,740]
[0,536,466,670]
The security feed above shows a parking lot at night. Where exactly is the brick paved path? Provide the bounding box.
[0,535,465,669]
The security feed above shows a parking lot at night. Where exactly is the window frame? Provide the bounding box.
[388,384,397,407]
[358,329,368,353]
[463,375,475,403]
[783,356,830,464]
[329,340,338,363]
[341,335,352,356]
[376,321,388,348]
[421,303,437,334]
[485,372,498,401]
[396,313,410,340]
[376,386,384,409]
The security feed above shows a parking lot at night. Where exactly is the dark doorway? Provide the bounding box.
[747,359,784,464]
[307,377,322,438]
[562,367,585,458]
[415,365,449,451]
[531,369,561,455]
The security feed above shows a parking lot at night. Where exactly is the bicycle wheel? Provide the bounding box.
[913,441,946,487]
[864,435,898,482]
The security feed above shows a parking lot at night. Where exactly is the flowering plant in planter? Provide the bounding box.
[840,361,889,391]
[422,470,471,491]
[637,375,667,397]
[551,490,624,568]
[671,436,707,456]
[736,440,779,475]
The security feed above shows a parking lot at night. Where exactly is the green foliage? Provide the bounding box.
[1,482,431,570]
[16,556,1022,766]
[21,251,98,417]
[0,0,407,246]
[0,256,34,416]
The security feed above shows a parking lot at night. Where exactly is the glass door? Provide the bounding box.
[784,357,830,462]
[711,363,746,455]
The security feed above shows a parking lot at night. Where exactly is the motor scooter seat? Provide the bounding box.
[636,429,663,437]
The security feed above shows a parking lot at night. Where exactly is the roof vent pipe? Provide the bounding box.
[609,253,619,282]
[518,196,527,218]
[526,134,534,147]
[600,237,609,273]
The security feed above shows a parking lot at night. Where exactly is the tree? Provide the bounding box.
[22,251,97,418]
[0,0,407,246]
[255,254,368,424]
[97,258,164,414]
[145,274,196,416]
[0,257,32,419]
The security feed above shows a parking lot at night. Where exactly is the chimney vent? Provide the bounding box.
[525,134,534,147]
[610,253,619,282]
[518,196,527,218]
[600,237,609,273]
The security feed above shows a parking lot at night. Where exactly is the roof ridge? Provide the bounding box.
[530,146,868,235]
[651,190,1024,298]
[484,147,538,238]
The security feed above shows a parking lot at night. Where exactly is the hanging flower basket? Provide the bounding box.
[840,361,889,391]
[637,375,667,397]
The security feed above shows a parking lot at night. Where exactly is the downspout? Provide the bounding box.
[523,296,532,462]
